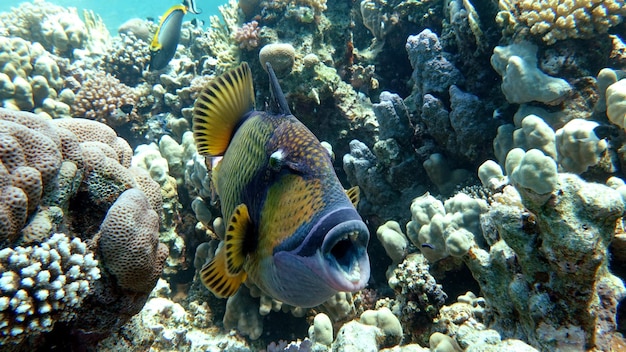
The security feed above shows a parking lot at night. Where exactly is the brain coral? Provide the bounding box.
[0,108,162,248]
[0,109,64,243]
[497,0,626,44]
[96,188,168,293]
[71,72,140,127]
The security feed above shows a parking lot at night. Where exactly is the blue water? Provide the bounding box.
[0,0,220,33]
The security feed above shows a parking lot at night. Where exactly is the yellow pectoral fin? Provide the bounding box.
[199,249,247,298]
[225,203,254,276]
[192,62,255,156]
[346,186,360,207]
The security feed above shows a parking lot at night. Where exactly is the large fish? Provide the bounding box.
[192,62,370,307]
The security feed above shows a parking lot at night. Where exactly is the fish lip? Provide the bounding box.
[320,218,370,291]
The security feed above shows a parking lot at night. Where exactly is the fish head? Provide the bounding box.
[252,118,371,307]
[268,207,370,307]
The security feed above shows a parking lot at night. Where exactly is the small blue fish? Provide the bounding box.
[149,0,200,71]
[422,243,435,249]
[193,63,370,307]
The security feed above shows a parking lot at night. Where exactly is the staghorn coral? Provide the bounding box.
[0,233,100,345]
[71,72,140,127]
[496,0,626,45]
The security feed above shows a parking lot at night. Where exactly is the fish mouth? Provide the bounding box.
[320,218,370,291]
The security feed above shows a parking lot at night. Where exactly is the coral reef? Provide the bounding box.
[0,233,100,345]
[233,20,261,51]
[1,0,626,350]
[497,0,626,45]
[96,188,168,294]
[71,72,140,127]
[101,33,151,86]
[0,108,168,349]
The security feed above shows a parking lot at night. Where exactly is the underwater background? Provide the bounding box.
[0,0,220,31]
[0,0,626,351]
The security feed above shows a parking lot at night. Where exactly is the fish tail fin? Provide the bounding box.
[193,62,255,156]
[199,248,247,298]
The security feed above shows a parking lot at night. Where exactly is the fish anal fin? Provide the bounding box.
[199,249,247,298]
[192,62,255,156]
[346,186,360,207]
[225,203,255,276]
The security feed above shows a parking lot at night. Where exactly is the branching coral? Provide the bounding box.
[233,21,260,51]
[497,0,626,45]
[71,72,140,127]
[0,233,100,345]
[199,0,240,72]
[101,33,151,86]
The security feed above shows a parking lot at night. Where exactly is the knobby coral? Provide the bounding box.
[497,0,626,44]
[71,72,140,127]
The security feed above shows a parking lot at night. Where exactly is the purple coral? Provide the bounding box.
[233,20,260,50]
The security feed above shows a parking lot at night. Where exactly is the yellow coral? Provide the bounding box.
[497,0,626,44]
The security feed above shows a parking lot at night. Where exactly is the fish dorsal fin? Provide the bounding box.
[346,186,360,207]
[266,62,291,115]
[193,63,255,156]
[199,249,247,298]
[224,203,256,275]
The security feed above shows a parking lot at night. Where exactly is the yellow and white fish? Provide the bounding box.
[193,62,370,307]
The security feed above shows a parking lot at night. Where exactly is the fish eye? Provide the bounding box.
[269,149,284,170]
